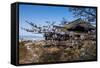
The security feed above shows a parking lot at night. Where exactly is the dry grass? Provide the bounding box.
[19,36,96,64]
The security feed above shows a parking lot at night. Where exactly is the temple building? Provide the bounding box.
[64,18,95,32]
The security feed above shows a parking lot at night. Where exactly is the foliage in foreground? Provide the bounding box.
[19,38,96,64]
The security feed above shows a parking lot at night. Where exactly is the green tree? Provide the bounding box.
[69,7,96,22]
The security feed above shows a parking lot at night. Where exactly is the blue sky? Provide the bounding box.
[19,4,77,37]
[19,4,96,40]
